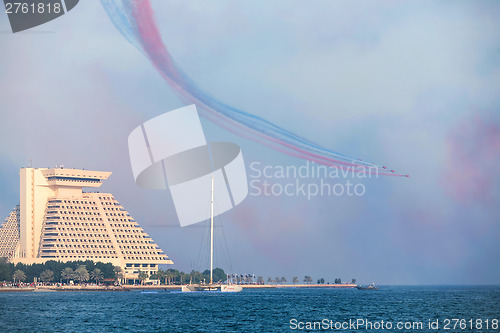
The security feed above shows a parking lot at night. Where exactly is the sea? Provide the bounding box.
[0,286,498,332]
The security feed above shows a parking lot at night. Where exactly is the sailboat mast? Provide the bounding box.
[210,176,214,285]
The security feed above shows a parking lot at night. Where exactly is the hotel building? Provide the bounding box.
[0,167,173,278]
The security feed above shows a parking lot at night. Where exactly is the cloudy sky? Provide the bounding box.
[1,0,499,284]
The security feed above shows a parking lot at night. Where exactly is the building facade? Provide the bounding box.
[0,167,173,278]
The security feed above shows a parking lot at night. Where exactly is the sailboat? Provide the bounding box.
[181,176,242,293]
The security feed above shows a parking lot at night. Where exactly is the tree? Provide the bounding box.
[165,270,172,285]
[92,262,115,279]
[13,270,26,284]
[74,265,90,284]
[213,268,226,283]
[167,269,180,284]
[202,268,226,283]
[113,266,124,284]
[138,271,148,285]
[179,272,187,285]
[40,270,54,283]
[320,278,325,284]
[303,276,312,284]
[90,268,104,284]
[0,261,13,281]
[351,278,357,284]
[275,277,281,284]
[292,277,299,284]
[257,276,264,284]
[334,278,342,284]
[156,269,167,284]
[281,277,287,284]
[188,270,203,284]
[61,267,74,283]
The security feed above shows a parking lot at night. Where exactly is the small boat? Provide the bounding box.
[356,283,379,290]
[181,176,242,293]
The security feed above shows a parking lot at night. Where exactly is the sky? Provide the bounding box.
[1,0,499,285]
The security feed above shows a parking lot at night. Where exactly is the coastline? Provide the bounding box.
[0,283,357,292]
[134,283,357,290]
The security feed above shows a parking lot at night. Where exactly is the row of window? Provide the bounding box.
[41,255,115,259]
[46,222,105,227]
[105,212,126,217]
[40,255,164,261]
[102,206,123,212]
[45,228,107,233]
[49,199,97,205]
[43,243,114,249]
[109,219,136,223]
[126,263,157,268]
[48,210,100,215]
[118,245,157,250]
[116,240,151,244]
[44,236,111,242]
[41,249,117,255]
[46,176,100,184]
[111,229,142,234]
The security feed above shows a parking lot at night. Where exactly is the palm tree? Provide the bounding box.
[179,272,186,285]
[90,268,104,284]
[293,277,299,284]
[156,268,167,284]
[165,269,172,284]
[138,271,148,285]
[257,276,264,284]
[113,266,124,284]
[303,276,313,284]
[189,270,202,284]
[281,277,287,285]
[61,267,74,283]
[275,277,281,284]
[267,277,272,284]
[40,270,54,283]
[165,270,177,285]
[13,270,26,284]
[168,269,180,284]
[74,265,90,284]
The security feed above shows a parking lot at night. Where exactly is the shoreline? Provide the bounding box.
[0,283,357,292]
[132,283,357,290]
[137,283,357,290]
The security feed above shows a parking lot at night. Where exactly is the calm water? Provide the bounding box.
[0,286,499,332]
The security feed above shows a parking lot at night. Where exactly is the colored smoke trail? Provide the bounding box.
[101,0,405,176]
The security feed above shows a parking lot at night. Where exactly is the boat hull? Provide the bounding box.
[356,285,379,290]
[181,284,242,292]
[220,284,243,292]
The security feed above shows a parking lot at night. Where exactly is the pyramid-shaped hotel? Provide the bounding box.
[0,167,173,278]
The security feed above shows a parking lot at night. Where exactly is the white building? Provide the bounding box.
[0,167,173,278]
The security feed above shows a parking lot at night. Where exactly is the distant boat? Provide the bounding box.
[356,283,379,290]
[181,176,242,293]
